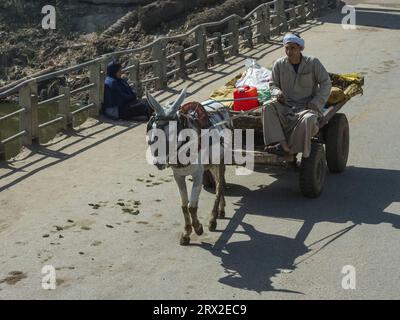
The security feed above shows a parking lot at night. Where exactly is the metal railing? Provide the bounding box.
[0,0,337,159]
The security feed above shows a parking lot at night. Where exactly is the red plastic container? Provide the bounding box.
[233,86,259,111]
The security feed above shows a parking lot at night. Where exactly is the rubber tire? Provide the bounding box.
[203,170,216,189]
[324,113,350,173]
[299,143,327,198]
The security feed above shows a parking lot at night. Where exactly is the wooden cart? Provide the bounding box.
[204,75,364,198]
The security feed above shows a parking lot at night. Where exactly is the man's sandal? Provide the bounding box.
[265,143,288,156]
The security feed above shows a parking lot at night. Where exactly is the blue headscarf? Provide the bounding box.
[107,61,122,78]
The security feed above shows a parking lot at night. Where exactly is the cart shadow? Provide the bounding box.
[199,165,400,294]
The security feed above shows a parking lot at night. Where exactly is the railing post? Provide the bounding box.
[152,39,168,89]
[244,21,253,49]
[89,62,102,117]
[99,58,106,106]
[256,7,269,43]
[264,6,271,41]
[298,0,307,24]
[19,81,38,145]
[214,33,225,64]
[195,26,208,71]
[175,46,187,79]
[288,5,298,29]
[312,0,320,18]
[275,0,288,33]
[228,16,240,56]
[129,57,143,98]
[269,7,279,37]
[59,86,72,130]
[0,130,4,160]
[307,0,314,19]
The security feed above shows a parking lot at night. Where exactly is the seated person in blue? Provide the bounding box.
[103,61,152,120]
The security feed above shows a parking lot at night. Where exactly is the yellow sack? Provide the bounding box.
[209,73,243,107]
[329,73,364,100]
[209,87,235,107]
[328,87,346,105]
[330,73,364,89]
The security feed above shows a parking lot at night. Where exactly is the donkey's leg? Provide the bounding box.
[218,165,226,218]
[173,172,192,246]
[209,165,222,232]
[188,166,204,236]
[180,206,192,246]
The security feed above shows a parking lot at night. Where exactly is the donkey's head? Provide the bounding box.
[146,87,187,170]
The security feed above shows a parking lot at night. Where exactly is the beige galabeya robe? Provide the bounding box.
[262,55,332,158]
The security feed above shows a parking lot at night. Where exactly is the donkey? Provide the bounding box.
[146,88,231,245]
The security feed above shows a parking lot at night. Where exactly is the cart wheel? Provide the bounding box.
[203,170,216,189]
[299,143,327,198]
[324,113,349,173]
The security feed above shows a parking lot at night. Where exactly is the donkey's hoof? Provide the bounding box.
[180,234,190,246]
[218,210,225,219]
[209,221,217,232]
[194,223,204,236]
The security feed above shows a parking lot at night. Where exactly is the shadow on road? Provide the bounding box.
[200,166,400,294]
[0,117,145,192]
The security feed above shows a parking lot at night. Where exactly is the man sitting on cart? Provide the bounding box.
[263,33,332,158]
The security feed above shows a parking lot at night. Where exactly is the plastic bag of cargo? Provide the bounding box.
[235,59,272,90]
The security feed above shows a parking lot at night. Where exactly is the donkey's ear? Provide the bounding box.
[168,86,187,116]
[146,89,165,116]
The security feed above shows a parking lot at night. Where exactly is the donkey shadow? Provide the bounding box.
[199,166,400,294]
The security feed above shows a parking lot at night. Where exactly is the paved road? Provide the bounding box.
[0,2,399,299]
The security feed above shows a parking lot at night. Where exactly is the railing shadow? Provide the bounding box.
[0,118,146,192]
[197,166,400,294]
